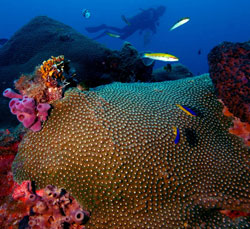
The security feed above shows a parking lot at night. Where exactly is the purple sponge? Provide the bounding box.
[3,88,51,132]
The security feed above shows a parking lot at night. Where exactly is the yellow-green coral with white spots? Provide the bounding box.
[12,74,250,227]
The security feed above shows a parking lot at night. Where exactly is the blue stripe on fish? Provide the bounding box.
[173,126,180,144]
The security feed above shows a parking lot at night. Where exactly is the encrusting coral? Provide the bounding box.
[208,41,250,124]
[2,56,76,132]
[219,99,250,147]
[14,55,72,104]
[12,181,90,228]
[12,74,250,227]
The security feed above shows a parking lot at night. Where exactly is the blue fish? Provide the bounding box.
[176,104,197,116]
[173,126,180,144]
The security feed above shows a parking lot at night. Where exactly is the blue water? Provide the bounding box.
[0,0,249,75]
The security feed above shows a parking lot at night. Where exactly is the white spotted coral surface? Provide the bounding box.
[12,74,250,228]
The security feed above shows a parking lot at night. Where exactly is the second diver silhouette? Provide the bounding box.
[85,6,166,40]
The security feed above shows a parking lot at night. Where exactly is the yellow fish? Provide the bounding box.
[106,32,120,38]
[170,17,190,31]
[143,53,179,62]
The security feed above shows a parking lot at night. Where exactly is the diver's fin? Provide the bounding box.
[85,24,107,33]
[91,31,111,40]
[0,38,8,45]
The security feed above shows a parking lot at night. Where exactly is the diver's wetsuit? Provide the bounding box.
[85,6,166,40]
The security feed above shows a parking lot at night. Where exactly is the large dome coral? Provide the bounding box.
[12,74,250,227]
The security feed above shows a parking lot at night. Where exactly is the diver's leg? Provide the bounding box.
[90,31,110,40]
[85,25,125,34]
[85,24,107,33]
[104,26,124,33]
[119,29,136,40]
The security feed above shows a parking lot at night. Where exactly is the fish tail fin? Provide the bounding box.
[85,24,107,33]
[140,52,155,67]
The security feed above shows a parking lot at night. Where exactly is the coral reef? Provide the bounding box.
[12,74,250,227]
[0,126,24,201]
[103,42,154,82]
[208,41,250,124]
[14,55,72,104]
[219,99,250,147]
[2,55,79,131]
[12,181,90,228]
[0,127,90,228]
[0,126,26,228]
[0,16,154,89]
[3,89,51,132]
[0,16,156,128]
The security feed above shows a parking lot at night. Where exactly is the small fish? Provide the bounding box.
[198,49,201,55]
[173,126,180,144]
[164,63,172,72]
[143,53,179,62]
[170,17,190,31]
[82,9,91,19]
[106,32,121,38]
[121,15,131,25]
[0,38,8,45]
[176,104,197,116]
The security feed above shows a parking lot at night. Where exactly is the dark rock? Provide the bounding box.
[0,16,154,128]
[152,63,193,82]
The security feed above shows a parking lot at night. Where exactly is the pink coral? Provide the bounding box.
[3,88,23,99]
[3,88,50,132]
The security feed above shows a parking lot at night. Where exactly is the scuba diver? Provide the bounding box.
[85,6,166,40]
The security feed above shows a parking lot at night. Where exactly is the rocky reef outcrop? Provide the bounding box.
[0,16,155,128]
[152,63,193,81]
[208,41,250,124]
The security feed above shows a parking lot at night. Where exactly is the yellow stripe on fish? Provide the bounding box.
[143,53,179,62]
